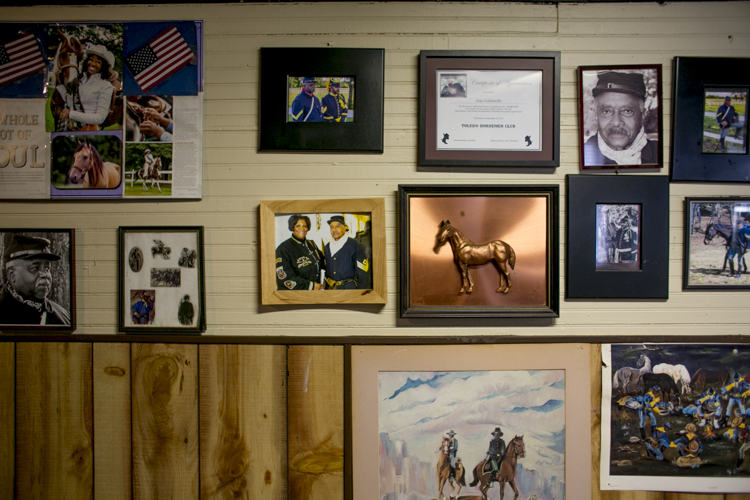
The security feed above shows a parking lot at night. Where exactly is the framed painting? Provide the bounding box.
[671,56,750,183]
[351,343,592,500]
[578,64,663,169]
[119,226,205,333]
[683,197,750,289]
[565,175,669,299]
[259,198,386,305]
[602,343,750,493]
[258,47,384,153]
[0,229,75,332]
[418,50,560,168]
[398,185,559,318]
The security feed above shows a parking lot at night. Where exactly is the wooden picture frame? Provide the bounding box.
[398,185,559,318]
[670,56,750,183]
[418,50,560,168]
[119,226,206,334]
[258,47,384,153]
[578,64,663,169]
[260,198,387,305]
[0,228,76,332]
[683,197,750,290]
[565,175,669,299]
[350,343,592,500]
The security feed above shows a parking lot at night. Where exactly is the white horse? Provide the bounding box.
[613,354,652,394]
[653,363,691,395]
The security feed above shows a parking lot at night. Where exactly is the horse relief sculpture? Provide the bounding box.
[434,220,516,294]
[151,240,171,259]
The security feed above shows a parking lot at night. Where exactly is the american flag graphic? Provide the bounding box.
[125,26,193,92]
[0,33,45,88]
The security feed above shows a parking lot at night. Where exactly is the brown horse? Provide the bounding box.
[67,141,121,188]
[434,220,516,294]
[136,157,163,192]
[437,436,465,500]
[470,435,525,500]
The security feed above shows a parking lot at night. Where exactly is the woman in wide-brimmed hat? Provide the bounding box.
[60,44,117,130]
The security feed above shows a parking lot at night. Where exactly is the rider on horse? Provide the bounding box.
[486,427,506,482]
[444,430,458,482]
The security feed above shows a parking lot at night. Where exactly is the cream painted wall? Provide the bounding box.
[1,2,749,337]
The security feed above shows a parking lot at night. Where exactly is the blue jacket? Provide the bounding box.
[324,238,371,289]
[291,90,322,122]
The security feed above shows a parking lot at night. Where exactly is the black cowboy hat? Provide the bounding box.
[491,427,503,436]
[592,71,647,100]
[3,234,61,264]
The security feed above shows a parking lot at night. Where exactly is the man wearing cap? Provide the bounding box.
[615,215,638,264]
[322,78,349,123]
[0,234,70,326]
[59,44,118,131]
[323,215,371,290]
[485,427,506,482]
[716,95,744,153]
[583,71,659,166]
[291,77,323,122]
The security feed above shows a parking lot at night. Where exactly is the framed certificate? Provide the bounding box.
[419,51,560,168]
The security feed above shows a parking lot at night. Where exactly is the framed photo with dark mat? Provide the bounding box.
[119,226,205,333]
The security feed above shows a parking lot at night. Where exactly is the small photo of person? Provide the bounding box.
[287,76,355,122]
[439,73,467,98]
[595,204,641,271]
[125,95,174,142]
[701,89,747,154]
[130,289,155,325]
[124,143,172,197]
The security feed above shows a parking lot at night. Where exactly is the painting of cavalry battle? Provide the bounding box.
[602,344,750,493]
[378,370,566,500]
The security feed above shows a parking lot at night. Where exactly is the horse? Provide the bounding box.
[640,372,681,405]
[66,141,121,188]
[135,157,162,192]
[436,436,465,500]
[612,354,651,395]
[703,222,747,275]
[434,220,516,294]
[653,363,691,395]
[692,368,730,394]
[470,435,525,500]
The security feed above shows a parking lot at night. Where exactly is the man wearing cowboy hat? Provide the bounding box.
[0,234,70,326]
[583,71,659,167]
[715,95,744,153]
[290,77,323,122]
[672,422,703,457]
[323,215,371,290]
[444,430,459,482]
[322,78,349,122]
[485,427,506,482]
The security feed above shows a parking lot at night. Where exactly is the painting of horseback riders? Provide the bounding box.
[50,134,122,195]
[595,204,641,271]
[125,143,172,196]
[684,198,750,289]
[602,344,750,493]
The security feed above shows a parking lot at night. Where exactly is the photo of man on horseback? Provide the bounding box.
[437,430,465,500]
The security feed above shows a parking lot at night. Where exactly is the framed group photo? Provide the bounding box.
[418,50,560,168]
[259,198,387,305]
[398,185,559,318]
[119,226,205,333]
[578,64,663,169]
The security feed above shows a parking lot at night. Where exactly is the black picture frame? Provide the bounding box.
[258,47,384,153]
[119,226,206,334]
[683,197,750,290]
[565,175,669,299]
[670,56,750,183]
[0,228,76,333]
[399,184,559,318]
[418,50,560,168]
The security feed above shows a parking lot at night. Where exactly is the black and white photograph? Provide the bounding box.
[287,76,354,123]
[0,229,75,331]
[578,65,663,169]
[596,204,641,271]
[119,226,205,333]
[701,89,748,154]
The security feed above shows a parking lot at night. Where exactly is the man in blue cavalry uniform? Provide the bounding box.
[323,215,371,290]
[485,427,506,483]
[683,386,721,428]
[727,219,750,278]
[716,95,744,153]
[623,386,661,439]
[321,78,349,123]
[645,422,672,461]
[671,423,703,458]
[290,77,323,122]
[718,372,750,426]
[445,430,458,482]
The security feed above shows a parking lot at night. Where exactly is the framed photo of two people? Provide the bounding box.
[260,198,387,305]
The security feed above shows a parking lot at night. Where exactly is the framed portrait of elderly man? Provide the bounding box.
[578,65,663,169]
[0,229,75,332]
[259,198,386,305]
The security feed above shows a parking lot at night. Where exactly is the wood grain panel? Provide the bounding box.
[199,344,287,500]
[726,495,750,499]
[15,342,93,499]
[0,342,14,500]
[132,343,199,500]
[288,345,344,500]
[665,495,726,500]
[94,343,131,499]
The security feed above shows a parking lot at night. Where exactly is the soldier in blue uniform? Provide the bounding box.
[290,77,322,122]
[716,95,743,153]
[719,372,750,425]
[485,427,506,482]
[276,214,324,290]
[323,215,371,289]
[645,422,672,461]
[727,219,750,278]
[322,78,349,122]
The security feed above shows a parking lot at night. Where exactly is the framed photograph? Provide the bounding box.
[0,229,75,332]
[578,65,663,169]
[601,343,750,493]
[418,50,560,168]
[259,198,386,305]
[258,48,384,153]
[351,343,592,500]
[671,57,750,183]
[684,197,750,289]
[566,175,669,299]
[398,185,559,318]
[119,226,205,334]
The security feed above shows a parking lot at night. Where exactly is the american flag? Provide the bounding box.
[125,26,194,92]
[0,33,45,88]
